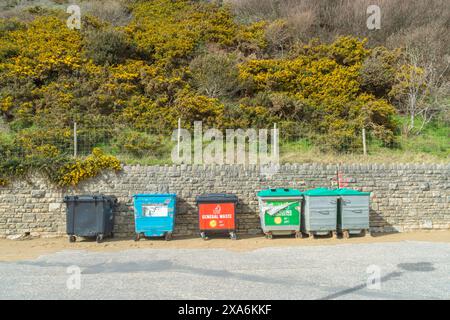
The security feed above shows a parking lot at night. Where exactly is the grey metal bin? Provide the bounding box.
[303,188,339,238]
[336,189,371,238]
[64,195,117,243]
[257,188,303,239]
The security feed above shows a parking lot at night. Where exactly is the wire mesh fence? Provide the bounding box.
[1,120,448,164]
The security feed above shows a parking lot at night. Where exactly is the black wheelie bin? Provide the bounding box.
[64,195,117,243]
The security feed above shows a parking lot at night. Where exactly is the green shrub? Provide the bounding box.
[114,130,170,158]
[189,51,241,99]
[0,18,24,34]
[360,47,402,98]
[84,28,134,65]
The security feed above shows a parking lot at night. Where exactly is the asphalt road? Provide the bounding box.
[0,241,449,300]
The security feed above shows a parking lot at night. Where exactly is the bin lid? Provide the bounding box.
[335,188,371,196]
[257,188,302,197]
[64,194,117,203]
[303,188,339,197]
[133,194,176,198]
[196,193,238,204]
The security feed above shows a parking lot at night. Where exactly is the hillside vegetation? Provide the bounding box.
[0,0,448,185]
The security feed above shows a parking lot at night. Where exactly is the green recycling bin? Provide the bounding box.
[257,188,303,239]
[336,188,371,238]
[303,188,339,238]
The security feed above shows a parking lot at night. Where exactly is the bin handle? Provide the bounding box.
[329,200,337,204]
[318,210,329,215]
[352,209,363,214]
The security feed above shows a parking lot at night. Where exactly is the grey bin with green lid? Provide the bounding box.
[303,188,339,237]
[257,188,303,239]
[336,189,371,238]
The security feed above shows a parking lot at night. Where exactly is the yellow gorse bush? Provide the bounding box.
[0,178,8,187]
[58,148,122,187]
[0,16,82,80]
[127,0,265,67]
[0,0,410,157]
[239,37,397,149]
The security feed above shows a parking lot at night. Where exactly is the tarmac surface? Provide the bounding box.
[0,240,449,299]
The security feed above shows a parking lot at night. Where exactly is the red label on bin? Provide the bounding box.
[199,203,235,230]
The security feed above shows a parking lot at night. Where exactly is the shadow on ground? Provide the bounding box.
[318,262,435,300]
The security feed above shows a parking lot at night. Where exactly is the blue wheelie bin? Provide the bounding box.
[133,194,177,241]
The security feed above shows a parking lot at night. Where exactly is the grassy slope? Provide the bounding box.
[111,120,449,165]
[281,119,449,164]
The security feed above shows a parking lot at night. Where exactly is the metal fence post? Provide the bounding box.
[362,128,367,156]
[73,122,78,158]
[177,118,181,157]
[273,123,278,158]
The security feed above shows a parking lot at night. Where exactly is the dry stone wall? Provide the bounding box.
[0,164,448,238]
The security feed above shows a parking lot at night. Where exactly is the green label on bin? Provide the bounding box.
[263,201,300,226]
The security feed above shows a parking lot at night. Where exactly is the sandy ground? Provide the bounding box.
[1,231,450,262]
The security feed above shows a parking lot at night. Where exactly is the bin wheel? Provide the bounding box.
[343,230,350,239]
[69,235,76,243]
[361,229,372,237]
[230,232,237,240]
[332,231,339,239]
[295,231,303,239]
[361,230,372,237]
[96,234,104,243]
[164,232,173,241]
[200,232,209,241]
[265,232,273,240]
[134,233,141,241]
